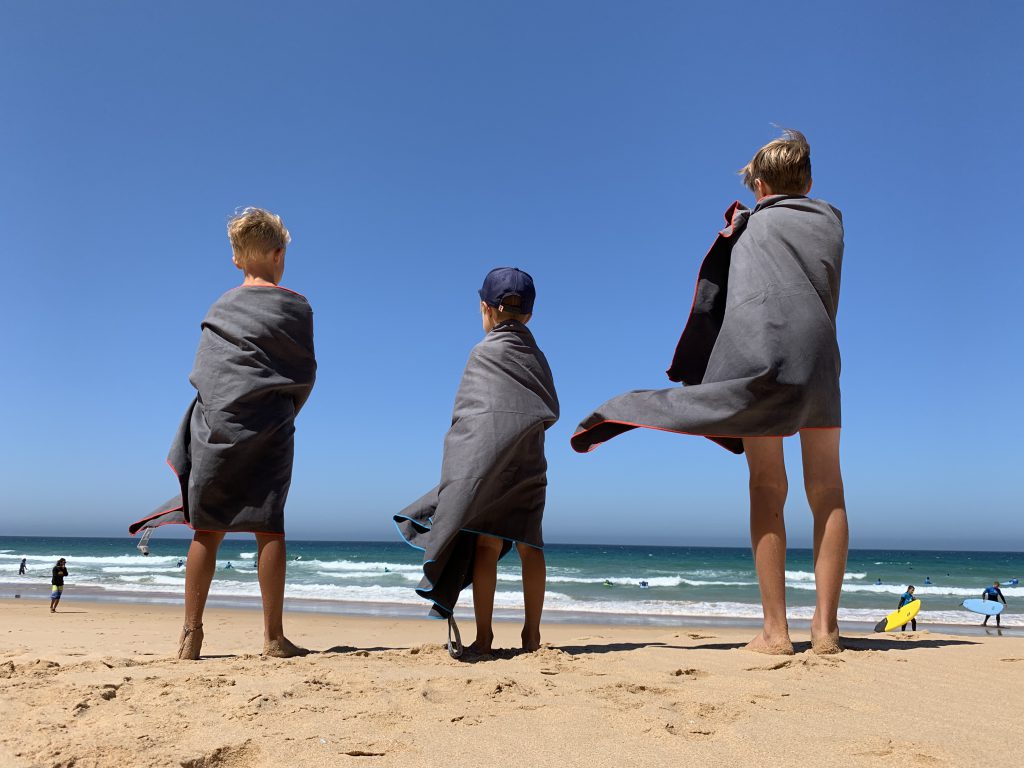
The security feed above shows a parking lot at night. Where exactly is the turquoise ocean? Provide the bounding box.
[2,537,1021,631]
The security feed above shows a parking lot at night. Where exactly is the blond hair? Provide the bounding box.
[739,128,812,195]
[227,207,291,268]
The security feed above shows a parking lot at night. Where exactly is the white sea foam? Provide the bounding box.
[0,553,183,566]
[239,552,255,559]
[785,570,866,582]
[315,570,422,582]
[798,583,1024,598]
[304,559,422,574]
[496,573,757,587]
[102,566,184,574]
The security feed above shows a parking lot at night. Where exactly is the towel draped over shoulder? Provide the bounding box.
[130,286,316,536]
[570,195,844,455]
[395,320,559,619]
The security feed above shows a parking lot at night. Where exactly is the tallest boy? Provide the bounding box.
[571,129,848,656]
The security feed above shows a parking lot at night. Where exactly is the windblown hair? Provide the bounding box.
[227,207,291,267]
[739,128,812,195]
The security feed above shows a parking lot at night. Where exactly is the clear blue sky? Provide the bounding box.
[2,2,1021,549]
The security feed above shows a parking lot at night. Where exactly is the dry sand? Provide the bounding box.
[1,599,1021,767]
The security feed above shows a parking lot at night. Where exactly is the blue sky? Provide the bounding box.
[1,2,1021,549]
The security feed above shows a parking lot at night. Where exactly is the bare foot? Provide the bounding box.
[744,631,794,655]
[263,636,309,658]
[811,629,843,655]
[467,630,493,656]
[521,628,541,652]
[178,624,204,660]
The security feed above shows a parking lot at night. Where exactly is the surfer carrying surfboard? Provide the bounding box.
[981,582,1008,627]
[898,585,917,631]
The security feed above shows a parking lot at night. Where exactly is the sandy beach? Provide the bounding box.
[0,599,1021,767]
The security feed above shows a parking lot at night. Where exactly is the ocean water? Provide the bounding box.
[1,536,1021,629]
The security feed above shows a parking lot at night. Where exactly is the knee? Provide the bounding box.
[804,480,845,510]
[516,542,544,563]
[476,534,503,556]
[748,472,788,500]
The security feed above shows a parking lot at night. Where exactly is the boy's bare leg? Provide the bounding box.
[256,533,306,657]
[743,436,794,655]
[470,534,503,653]
[516,543,545,651]
[180,531,224,659]
[800,428,849,654]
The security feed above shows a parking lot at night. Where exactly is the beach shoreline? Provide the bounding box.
[3,585,1020,638]
[2,598,1023,767]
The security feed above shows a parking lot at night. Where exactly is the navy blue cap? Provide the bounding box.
[478,267,535,314]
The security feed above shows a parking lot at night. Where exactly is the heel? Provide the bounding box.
[811,629,842,655]
[178,624,204,660]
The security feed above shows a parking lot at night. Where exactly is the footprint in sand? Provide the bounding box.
[745,656,844,672]
[180,740,260,768]
[671,668,708,679]
[854,739,944,766]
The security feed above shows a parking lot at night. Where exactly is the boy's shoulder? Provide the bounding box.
[474,321,538,355]
[755,195,842,223]
[213,285,312,313]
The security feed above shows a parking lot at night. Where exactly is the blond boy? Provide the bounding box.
[131,208,317,659]
[572,130,847,654]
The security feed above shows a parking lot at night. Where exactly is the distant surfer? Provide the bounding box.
[639,580,649,589]
[923,576,932,586]
[874,578,882,585]
[18,558,27,576]
[981,581,1007,627]
[225,562,233,570]
[176,559,184,568]
[898,585,917,631]
[50,558,68,613]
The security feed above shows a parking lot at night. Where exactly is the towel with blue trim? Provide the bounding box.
[395,320,558,619]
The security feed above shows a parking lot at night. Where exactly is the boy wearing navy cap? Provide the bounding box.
[396,268,559,655]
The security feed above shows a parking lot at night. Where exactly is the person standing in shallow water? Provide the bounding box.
[570,129,848,656]
[982,581,1007,627]
[50,558,68,612]
[19,558,27,575]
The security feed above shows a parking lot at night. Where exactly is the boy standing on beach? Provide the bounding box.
[130,208,317,660]
[571,130,848,655]
[396,268,559,656]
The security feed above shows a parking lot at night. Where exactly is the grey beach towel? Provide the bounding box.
[130,285,316,536]
[395,320,559,619]
[571,195,843,455]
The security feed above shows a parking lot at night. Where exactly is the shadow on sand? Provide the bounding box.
[319,645,407,655]
[687,636,980,653]
[555,641,691,656]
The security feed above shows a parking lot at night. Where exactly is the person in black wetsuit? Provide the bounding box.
[50,558,68,613]
[898,585,917,631]
[982,581,1007,627]
[18,558,27,575]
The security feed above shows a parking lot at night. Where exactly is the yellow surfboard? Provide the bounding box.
[874,599,921,632]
